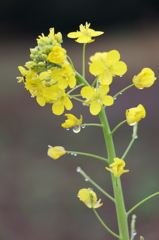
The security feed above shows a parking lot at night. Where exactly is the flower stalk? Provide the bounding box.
[99,108,129,240]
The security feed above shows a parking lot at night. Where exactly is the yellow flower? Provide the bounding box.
[81,85,114,115]
[67,22,104,43]
[89,50,127,85]
[48,46,66,64]
[132,68,157,89]
[47,146,66,159]
[126,104,146,126]
[106,158,129,177]
[77,188,103,209]
[43,85,73,115]
[25,77,48,106]
[51,61,76,89]
[61,114,83,133]
[17,66,35,83]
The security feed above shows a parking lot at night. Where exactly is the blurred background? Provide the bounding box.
[1,0,159,239]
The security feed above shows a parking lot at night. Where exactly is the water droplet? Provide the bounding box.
[73,153,77,156]
[114,97,117,100]
[72,125,81,133]
[71,153,74,155]
[76,167,81,172]
[139,88,143,90]
[70,97,72,99]
[135,135,138,139]
[120,75,123,77]
[129,122,136,126]
[82,125,86,128]
[66,128,70,131]
[85,178,88,181]
[133,232,137,236]
[120,92,122,95]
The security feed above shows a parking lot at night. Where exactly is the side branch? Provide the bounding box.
[77,167,115,202]
[127,192,159,216]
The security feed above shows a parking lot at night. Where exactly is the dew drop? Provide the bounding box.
[85,178,89,181]
[135,135,138,139]
[120,92,122,95]
[120,75,123,77]
[114,97,117,100]
[129,122,137,126]
[133,232,137,236]
[76,167,81,172]
[72,125,81,133]
[66,128,70,131]
[139,88,143,90]
[82,125,86,129]
[73,153,77,156]
[71,153,74,155]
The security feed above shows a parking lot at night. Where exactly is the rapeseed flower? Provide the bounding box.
[89,50,127,85]
[51,61,76,89]
[47,146,66,159]
[81,85,114,115]
[77,188,103,208]
[43,85,73,115]
[106,158,129,177]
[48,46,66,64]
[126,104,146,126]
[132,68,156,89]
[25,78,48,106]
[61,114,83,133]
[67,22,104,43]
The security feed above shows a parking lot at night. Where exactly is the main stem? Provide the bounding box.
[98,108,129,240]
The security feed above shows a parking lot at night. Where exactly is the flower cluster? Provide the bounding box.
[17,23,156,119]
[17,28,76,115]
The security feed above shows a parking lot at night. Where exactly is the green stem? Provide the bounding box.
[98,108,129,240]
[82,43,86,78]
[111,120,127,135]
[93,209,121,239]
[130,215,137,240]
[113,84,134,99]
[121,123,138,160]
[75,71,90,86]
[91,76,99,87]
[67,83,84,94]
[66,55,75,70]
[77,167,115,202]
[82,123,103,127]
[71,96,87,104]
[67,151,108,162]
[127,192,159,216]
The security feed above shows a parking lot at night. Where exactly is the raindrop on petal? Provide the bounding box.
[72,125,81,133]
